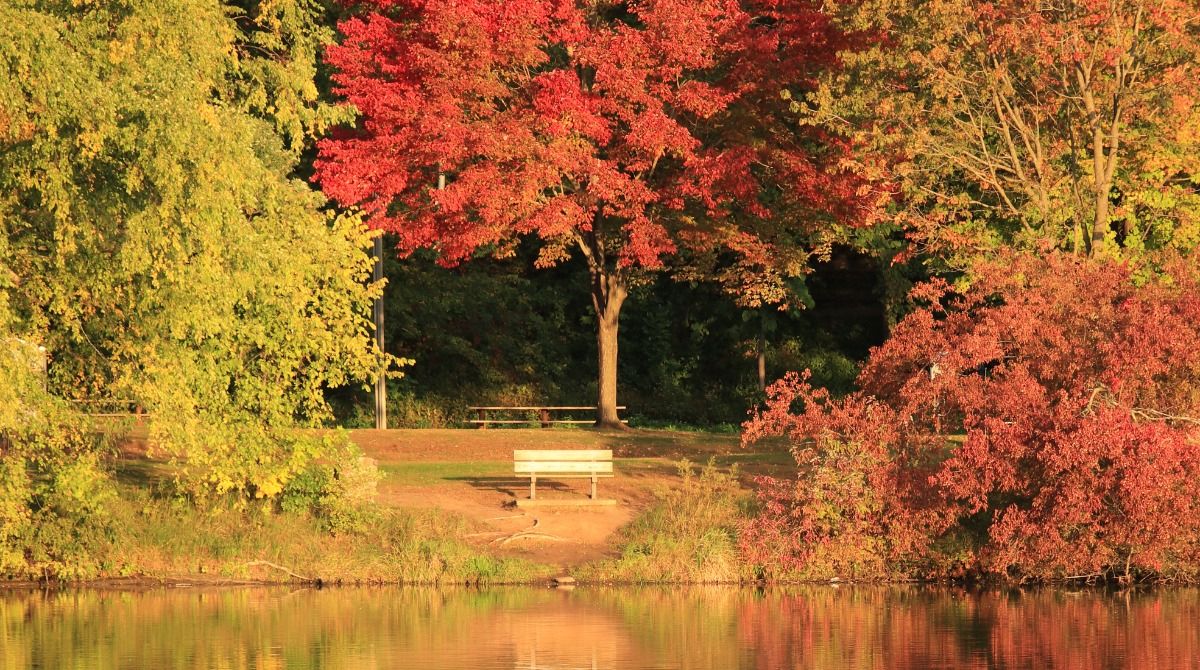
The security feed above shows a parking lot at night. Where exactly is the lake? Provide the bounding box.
[2,585,1197,669]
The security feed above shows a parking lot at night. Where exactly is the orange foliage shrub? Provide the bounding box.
[746,253,1200,581]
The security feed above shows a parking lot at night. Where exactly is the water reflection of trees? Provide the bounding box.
[1,586,1197,669]
[735,588,1200,670]
[1,587,541,669]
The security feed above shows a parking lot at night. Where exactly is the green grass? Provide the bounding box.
[373,450,790,488]
[709,451,793,466]
[623,418,741,433]
[377,461,512,485]
[86,477,555,585]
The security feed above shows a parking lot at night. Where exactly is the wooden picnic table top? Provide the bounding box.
[467,405,626,411]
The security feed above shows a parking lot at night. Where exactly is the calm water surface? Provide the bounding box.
[2,585,1197,669]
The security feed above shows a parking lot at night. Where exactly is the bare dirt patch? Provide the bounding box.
[352,428,788,570]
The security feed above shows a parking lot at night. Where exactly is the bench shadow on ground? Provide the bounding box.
[444,476,580,499]
[440,454,788,496]
[443,476,640,507]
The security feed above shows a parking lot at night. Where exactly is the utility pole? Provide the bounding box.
[373,233,387,430]
[375,172,443,430]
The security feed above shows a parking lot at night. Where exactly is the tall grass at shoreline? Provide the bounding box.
[576,460,753,583]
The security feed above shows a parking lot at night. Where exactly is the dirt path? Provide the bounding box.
[351,428,787,570]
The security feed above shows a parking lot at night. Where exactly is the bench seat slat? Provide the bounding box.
[514,473,615,479]
[515,462,613,474]
[514,449,611,461]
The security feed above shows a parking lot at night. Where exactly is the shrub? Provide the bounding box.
[742,376,952,580]
[747,252,1200,582]
[279,449,381,535]
[388,391,461,429]
[318,455,381,535]
[150,418,343,504]
[0,353,116,579]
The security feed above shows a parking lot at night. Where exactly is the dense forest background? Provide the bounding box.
[330,242,898,428]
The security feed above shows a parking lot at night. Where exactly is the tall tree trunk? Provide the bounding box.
[756,314,767,392]
[757,347,766,392]
[592,270,627,429]
[1091,178,1111,253]
[1078,62,1122,256]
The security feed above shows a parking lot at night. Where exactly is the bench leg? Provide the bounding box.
[590,475,597,500]
[530,475,536,500]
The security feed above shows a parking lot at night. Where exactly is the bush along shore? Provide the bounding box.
[6,445,1200,587]
[732,256,1200,587]
[0,424,551,586]
[1,473,554,587]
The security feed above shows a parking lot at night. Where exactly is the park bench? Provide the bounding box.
[513,449,616,507]
[468,406,626,428]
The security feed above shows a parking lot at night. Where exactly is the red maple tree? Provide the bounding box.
[315,0,880,425]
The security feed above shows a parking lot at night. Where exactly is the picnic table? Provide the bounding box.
[467,406,626,428]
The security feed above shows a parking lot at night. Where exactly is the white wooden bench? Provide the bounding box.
[513,449,616,507]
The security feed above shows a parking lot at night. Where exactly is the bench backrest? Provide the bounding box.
[514,449,613,474]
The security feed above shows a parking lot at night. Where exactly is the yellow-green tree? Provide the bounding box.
[818,0,1200,263]
[0,0,384,503]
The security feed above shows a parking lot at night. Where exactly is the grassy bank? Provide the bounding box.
[12,487,554,586]
[102,485,554,585]
[3,428,784,586]
[4,459,554,586]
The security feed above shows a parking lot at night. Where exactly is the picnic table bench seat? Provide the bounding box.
[468,406,626,428]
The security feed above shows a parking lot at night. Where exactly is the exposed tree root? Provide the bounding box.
[486,518,574,545]
[245,560,314,583]
[485,514,528,521]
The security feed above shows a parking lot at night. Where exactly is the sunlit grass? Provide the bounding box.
[99,479,553,585]
[575,460,755,584]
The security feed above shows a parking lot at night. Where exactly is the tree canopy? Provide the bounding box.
[0,0,383,501]
[819,0,1200,262]
[315,0,883,425]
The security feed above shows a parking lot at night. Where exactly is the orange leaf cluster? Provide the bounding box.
[315,0,880,289]
[747,252,1200,581]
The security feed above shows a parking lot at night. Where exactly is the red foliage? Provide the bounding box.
[314,0,882,289]
[741,372,954,579]
[747,252,1200,580]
